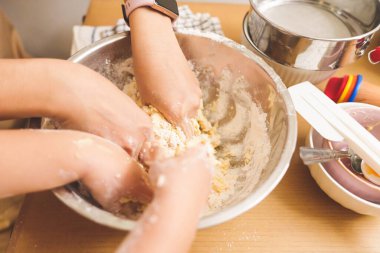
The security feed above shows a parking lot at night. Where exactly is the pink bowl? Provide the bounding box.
[311,103,380,203]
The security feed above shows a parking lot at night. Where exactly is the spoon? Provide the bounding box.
[300,147,380,186]
[299,146,363,174]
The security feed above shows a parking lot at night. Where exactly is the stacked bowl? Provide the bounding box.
[306,103,380,216]
[242,0,380,86]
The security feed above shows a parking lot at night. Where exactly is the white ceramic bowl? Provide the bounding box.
[306,102,380,216]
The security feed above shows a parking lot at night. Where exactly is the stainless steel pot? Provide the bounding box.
[247,0,380,71]
[242,13,337,86]
[50,31,297,230]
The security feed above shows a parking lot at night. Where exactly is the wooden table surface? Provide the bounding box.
[7,1,380,252]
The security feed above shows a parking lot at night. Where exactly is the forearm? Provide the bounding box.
[129,7,189,86]
[0,129,88,197]
[116,181,209,253]
[0,59,71,120]
[355,81,380,107]
[129,7,201,124]
[317,80,380,107]
[129,7,178,61]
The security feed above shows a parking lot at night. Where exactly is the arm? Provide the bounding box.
[129,7,202,133]
[116,146,213,253]
[355,81,380,107]
[317,80,380,107]
[0,129,152,212]
[0,59,152,157]
[0,59,65,119]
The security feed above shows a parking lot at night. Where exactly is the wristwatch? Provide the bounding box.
[122,0,179,25]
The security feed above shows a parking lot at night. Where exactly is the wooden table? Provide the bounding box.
[7,1,380,252]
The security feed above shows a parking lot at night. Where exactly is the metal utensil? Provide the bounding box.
[242,13,337,86]
[289,82,380,176]
[300,147,363,174]
[247,0,380,71]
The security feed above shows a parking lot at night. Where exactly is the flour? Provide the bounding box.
[194,65,270,209]
[156,175,166,188]
[123,59,270,213]
[122,77,224,199]
[261,3,352,39]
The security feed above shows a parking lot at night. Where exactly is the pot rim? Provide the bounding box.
[248,0,380,42]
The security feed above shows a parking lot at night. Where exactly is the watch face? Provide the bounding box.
[155,0,179,16]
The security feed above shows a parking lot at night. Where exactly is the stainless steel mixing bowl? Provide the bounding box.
[52,31,297,230]
[247,0,380,71]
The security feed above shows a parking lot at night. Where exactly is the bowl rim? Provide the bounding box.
[53,30,298,230]
[248,0,380,42]
[307,102,380,210]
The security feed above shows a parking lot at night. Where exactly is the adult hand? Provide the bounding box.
[129,7,202,134]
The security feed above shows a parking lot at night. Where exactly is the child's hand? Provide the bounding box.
[134,57,202,134]
[0,59,154,159]
[116,145,214,253]
[75,131,153,212]
[0,129,153,212]
[149,145,213,194]
[49,60,154,158]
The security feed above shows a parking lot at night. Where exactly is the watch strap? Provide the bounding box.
[122,0,179,25]
[124,0,155,17]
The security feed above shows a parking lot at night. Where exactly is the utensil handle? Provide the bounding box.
[299,147,350,165]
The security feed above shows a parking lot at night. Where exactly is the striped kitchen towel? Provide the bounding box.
[72,5,223,54]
